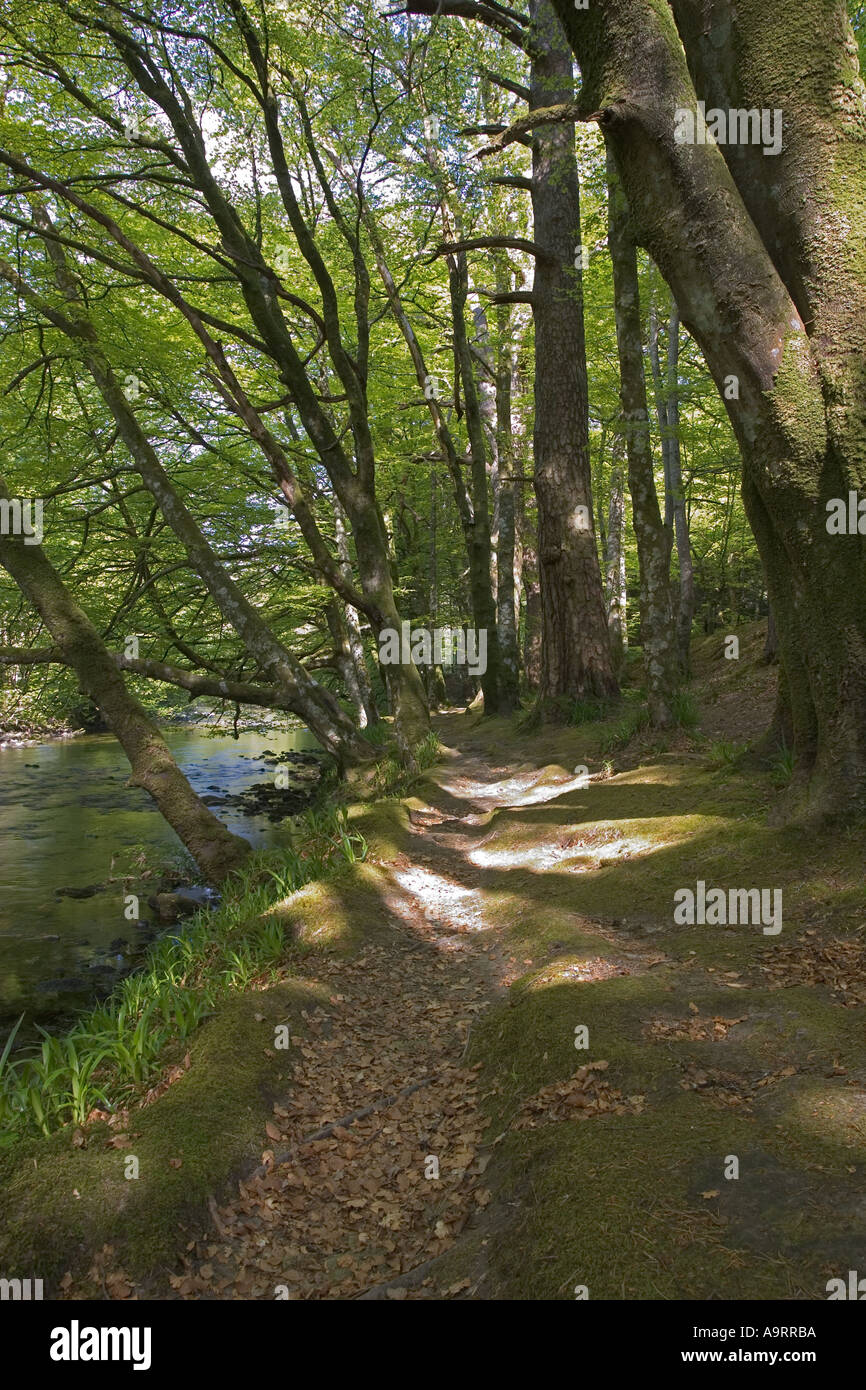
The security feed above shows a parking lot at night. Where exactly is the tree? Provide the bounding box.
[0,0,429,761]
[407,0,619,706]
[0,476,250,881]
[552,0,866,819]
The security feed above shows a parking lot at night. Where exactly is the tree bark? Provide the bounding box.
[553,0,866,819]
[529,0,619,708]
[448,255,506,713]
[0,479,250,883]
[664,306,696,675]
[606,147,678,727]
[494,303,522,709]
[605,464,628,677]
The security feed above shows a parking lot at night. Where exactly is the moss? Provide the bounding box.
[0,980,328,1289]
[6,628,866,1299]
[268,862,394,954]
[447,956,866,1299]
[402,681,866,1299]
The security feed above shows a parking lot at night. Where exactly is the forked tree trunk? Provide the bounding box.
[554,0,866,819]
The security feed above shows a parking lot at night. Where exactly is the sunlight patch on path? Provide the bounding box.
[391,862,488,936]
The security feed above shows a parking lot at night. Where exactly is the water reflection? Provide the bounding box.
[0,725,319,1025]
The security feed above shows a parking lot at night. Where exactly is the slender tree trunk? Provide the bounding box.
[334,503,377,727]
[359,197,499,716]
[606,146,678,727]
[529,0,619,708]
[522,539,543,693]
[605,464,628,677]
[324,597,368,730]
[0,483,250,883]
[448,255,505,713]
[665,307,696,675]
[494,332,521,710]
[343,482,430,757]
[649,289,694,674]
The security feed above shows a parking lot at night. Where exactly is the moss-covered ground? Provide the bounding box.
[2,624,865,1299]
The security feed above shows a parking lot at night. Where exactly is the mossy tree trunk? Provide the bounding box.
[554,0,866,819]
[0,478,250,884]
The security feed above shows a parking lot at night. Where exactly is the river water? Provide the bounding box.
[0,725,319,1032]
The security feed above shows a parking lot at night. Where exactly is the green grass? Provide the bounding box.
[568,696,611,726]
[708,738,746,769]
[770,745,795,787]
[672,687,700,729]
[374,731,442,796]
[0,806,367,1143]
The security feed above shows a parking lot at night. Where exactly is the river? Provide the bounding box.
[0,725,320,1032]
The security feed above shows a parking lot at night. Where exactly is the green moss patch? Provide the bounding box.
[0,979,328,1290]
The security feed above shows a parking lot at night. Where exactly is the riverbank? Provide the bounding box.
[2,629,865,1299]
[0,726,327,1034]
[0,720,81,748]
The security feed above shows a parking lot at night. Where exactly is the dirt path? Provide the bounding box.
[154,725,866,1302]
[167,756,555,1301]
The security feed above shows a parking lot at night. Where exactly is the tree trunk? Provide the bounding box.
[522,539,543,693]
[0,483,250,883]
[764,604,779,665]
[334,502,377,727]
[554,0,866,819]
[606,147,678,727]
[360,194,499,717]
[529,0,619,708]
[605,464,628,677]
[493,294,522,710]
[448,255,505,714]
[665,306,696,675]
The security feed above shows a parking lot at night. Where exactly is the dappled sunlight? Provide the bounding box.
[390,861,490,938]
[468,831,658,871]
[784,1082,866,1153]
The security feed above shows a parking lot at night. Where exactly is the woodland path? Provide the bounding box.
[167,755,561,1300]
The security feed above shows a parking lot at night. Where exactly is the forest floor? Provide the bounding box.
[4,624,866,1300]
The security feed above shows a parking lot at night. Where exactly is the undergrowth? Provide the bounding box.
[0,806,366,1144]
